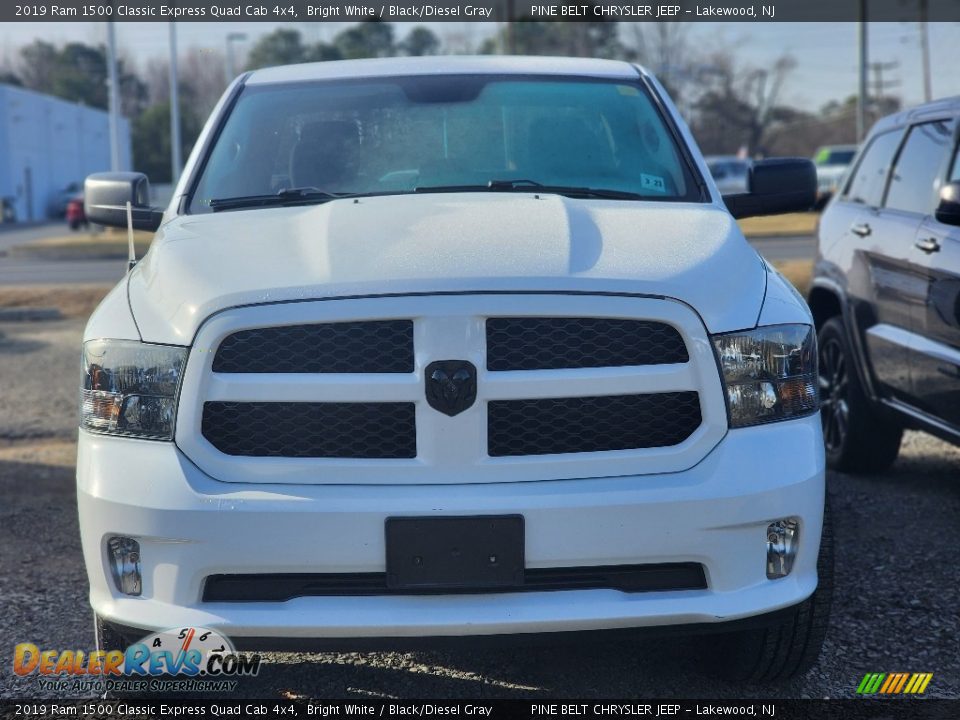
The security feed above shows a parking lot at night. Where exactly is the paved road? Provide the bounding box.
[0,222,128,285]
[1,317,957,700]
[0,232,816,287]
[0,222,63,254]
[0,257,126,285]
[748,234,816,262]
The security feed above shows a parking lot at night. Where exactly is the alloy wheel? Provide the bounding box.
[819,336,849,452]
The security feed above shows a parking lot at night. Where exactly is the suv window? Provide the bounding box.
[885,119,956,215]
[843,130,903,207]
[949,140,960,183]
[189,76,702,212]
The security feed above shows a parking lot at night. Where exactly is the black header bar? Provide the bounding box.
[1,699,959,720]
[4,0,960,23]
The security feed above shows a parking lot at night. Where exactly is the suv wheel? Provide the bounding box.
[818,317,902,473]
[705,500,834,682]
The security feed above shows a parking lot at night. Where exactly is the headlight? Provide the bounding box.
[711,324,818,428]
[80,340,187,440]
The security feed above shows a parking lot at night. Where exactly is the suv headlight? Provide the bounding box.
[80,340,187,440]
[711,324,818,428]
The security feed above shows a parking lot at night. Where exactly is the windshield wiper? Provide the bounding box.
[414,181,648,201]
[209,187,347,212]
[487,179,543,189]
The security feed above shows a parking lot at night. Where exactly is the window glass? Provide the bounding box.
[948,142,960,183]
[886,120,956,214]
[189,76,702,212]
[843,130,903,207]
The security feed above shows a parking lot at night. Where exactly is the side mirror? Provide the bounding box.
[84,172,163,232]
[723,158,816,219]
[934,181,960,227]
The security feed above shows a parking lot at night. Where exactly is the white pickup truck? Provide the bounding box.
[79,56,829,681]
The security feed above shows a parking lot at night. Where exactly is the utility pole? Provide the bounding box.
[857,4,868,143]
[919,0,932,102]
[225,32,248,85]
[869,60,900,104]
[106,19,121,171]
[169,22,182,185]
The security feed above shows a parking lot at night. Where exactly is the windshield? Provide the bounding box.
[707,160,748,177]
[815,148,856,166]
[188,75,702,212]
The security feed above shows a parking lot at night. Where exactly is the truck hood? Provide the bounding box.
[128,193,765,344]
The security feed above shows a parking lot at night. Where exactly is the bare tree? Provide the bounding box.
[625,24,692,96]
[180,47,228,119]
[143,49,227,122]
[691,50,797,156]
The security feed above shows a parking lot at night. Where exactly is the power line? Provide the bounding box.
[869,60,900,101]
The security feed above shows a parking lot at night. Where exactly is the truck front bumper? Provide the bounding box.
[77,415,825,645]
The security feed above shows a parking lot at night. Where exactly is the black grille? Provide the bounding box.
[202,563,707,602]
[488,392,701,456]
[202,401,416,458]
[486,317,687,371]
[213,320,413,374]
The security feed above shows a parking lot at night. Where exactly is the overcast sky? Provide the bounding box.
[1,21,957,110]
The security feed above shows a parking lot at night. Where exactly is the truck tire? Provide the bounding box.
[94,613,131,654]
[705,500,834,682]
[818,316,902,473]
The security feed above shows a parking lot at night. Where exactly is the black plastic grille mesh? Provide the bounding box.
[202,563,707,601]
[488,392,701,456]
[486,317,688,371]
[202,401,416,458]
[213,320,413,374]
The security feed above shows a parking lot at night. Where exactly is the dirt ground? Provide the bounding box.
[1,315,958,700]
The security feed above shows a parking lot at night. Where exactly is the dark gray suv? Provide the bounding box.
[811,97,960,472]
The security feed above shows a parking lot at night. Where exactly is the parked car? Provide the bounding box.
[811,98,960,472]
[78,56,827,681]
[0,196,15,224]
[48,181,82,218]
[66,194,87,230]
[812,144,858,209]
[705,155,751,194]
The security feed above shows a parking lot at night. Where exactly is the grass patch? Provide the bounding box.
[738,212,819,238]
[0,284,112,318]
[772,259,814,296]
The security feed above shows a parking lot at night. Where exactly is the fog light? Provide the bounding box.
[766,519,799,579]
[107,537,142,596]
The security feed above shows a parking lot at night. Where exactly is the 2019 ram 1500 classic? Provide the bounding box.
[79,56,829,681]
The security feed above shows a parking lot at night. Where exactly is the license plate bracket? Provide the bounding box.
[385,515,524,591]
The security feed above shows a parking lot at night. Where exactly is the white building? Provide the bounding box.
[0,84,131,222]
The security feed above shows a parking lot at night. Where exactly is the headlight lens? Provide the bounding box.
[711,324,818,428]
[80,340,187,440]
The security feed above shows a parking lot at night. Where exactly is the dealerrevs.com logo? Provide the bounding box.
[13,627,261,693]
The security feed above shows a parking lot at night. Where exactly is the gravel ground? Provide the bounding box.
[1,317,958,700]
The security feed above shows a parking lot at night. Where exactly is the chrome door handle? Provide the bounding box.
[915,237,941,253]
[850,222,872,237]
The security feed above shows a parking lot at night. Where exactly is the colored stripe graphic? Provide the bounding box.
[857,673,886,694]
[904,673,934,694]
[857,672,933,694]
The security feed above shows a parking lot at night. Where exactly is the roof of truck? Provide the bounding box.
[246,55,646,85]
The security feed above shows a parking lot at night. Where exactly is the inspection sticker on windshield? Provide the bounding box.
[641,173,667,193]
